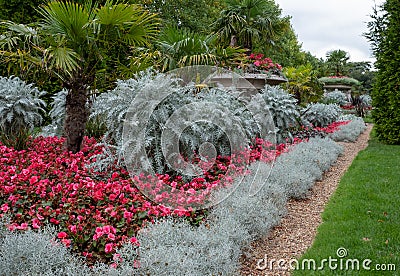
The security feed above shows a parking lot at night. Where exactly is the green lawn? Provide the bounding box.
[294,129,400,275]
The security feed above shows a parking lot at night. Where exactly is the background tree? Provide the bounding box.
[0,0,43,23]
[325,49,350,76]
[347,61,375,93]
[365,0,400,144]
[134,0,224,33]
[213,0,289,52]
[0,1,159,152]
[264,25,306,68]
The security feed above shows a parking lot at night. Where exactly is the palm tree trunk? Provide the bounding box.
[63,85,89,153]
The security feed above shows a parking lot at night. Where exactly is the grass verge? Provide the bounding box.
[294,129,400,275]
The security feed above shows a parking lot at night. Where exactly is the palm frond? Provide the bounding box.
[38,1,94,46]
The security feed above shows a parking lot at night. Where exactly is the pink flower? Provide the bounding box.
[105,243,114,253]
[108,233,116,241]
[29,175,39,184]
[68,225,77,234]
[16,223,29,230]
[57,232,68,239]
[130,237,139,246]
[32,218,40,229]
[61,238,71,247]
[0,204,9,212]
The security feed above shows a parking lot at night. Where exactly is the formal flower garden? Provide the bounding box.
[0,66,370,275]
[0,1,381,274]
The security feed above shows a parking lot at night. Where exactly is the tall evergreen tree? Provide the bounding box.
[365,0,400,144]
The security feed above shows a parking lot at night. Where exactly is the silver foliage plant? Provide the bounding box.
[257,85,300,142]
[323,90,349,106]
[330,115,367,142]
[301,103,342,127]
[0,222,90,276]
[273,137,343,199]
[127,137,343,275]
[0,75,46,134]
[89,70,269,175]
[40,89,68,137]
[0,136,349,275]
[359,94,372,107]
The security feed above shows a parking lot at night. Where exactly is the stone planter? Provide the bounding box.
[209,72,287,91]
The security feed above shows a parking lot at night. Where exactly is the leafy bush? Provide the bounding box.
[323,90,349,105]
[366,0,400,144]
[330,116,366,142]
[0,76,46,149]
[301,103,342,127]
[0,222,90,276]
[258,85,300,142]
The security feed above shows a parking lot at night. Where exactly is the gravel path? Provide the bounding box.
[240,124,374,276]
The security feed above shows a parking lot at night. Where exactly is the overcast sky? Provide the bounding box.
[275,0,384,63]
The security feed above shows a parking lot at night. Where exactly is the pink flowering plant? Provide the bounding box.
[0,134,293,264]
[0,120,346,266]
[246,53,283,73]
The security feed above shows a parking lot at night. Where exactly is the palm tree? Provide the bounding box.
[157,27,218,71]
[213,0,289,52]
[326,49,350,76]
[0,0,159,152]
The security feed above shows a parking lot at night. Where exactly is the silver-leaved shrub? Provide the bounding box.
[40,89,68,137]
[0,222,90,276]
[0,76,46,149]
[323,90,349,106]
[301,103,342,127]
[330,115,367,142]
[258,85,300,142]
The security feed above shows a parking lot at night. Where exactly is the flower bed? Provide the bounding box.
[0,120,359,274]
[0,135,293,264]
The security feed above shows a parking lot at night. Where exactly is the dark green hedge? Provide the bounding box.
[370,0,400,144]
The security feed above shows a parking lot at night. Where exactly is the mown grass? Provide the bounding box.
[294,129,400,275]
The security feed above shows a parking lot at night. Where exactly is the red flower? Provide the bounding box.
[57,231,68,239]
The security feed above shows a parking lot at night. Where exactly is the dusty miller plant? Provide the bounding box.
[301,103,342,127]
[359,94,372,107]
[0,221,90,276]
[89,70,270,176]
[330,115,366,142]
[40,89,68,137]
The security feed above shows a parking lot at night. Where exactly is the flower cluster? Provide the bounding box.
[313,120,350,133]
[247,53,283,72]
[0,120,344,265]
[0,135,291,264]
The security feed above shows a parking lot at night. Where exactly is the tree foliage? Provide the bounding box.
[213,0,289,52]
[134,0,224,33]
[325,49,350,76]
[365,0,400,144]
[0,1,160,152]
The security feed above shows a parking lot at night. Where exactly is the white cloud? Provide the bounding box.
[275,0,385,62]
